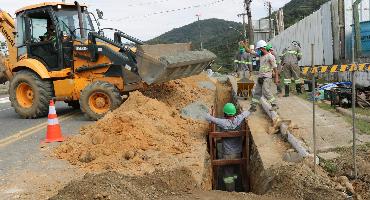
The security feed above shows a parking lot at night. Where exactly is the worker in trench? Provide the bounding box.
[249,40,279,112]
[205,103,251,192]
[281,41,303,97]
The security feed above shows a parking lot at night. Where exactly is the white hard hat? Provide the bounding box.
[255,40,267,49]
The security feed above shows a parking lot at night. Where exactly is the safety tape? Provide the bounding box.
[252,98,260,104]
[268,97,276,103]
[302,63,370,75]
[234,60,252,64]
[283,51,303,56]
[223,176,237,184]
[284,79,292,84]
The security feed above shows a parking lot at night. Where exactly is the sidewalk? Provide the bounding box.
[277,96,370,152]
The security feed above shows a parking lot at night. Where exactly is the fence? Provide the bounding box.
[270,2,333,66]
[270,0,370,87]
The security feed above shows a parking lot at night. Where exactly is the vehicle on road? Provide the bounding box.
[0,2,216,120]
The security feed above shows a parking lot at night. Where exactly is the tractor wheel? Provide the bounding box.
[66,100,80,109]
[79,81,122,120]
[9,70,54,118]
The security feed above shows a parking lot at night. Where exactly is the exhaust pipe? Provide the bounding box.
[74,1,85,38]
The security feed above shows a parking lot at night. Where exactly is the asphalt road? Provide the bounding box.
[0,95,93,198]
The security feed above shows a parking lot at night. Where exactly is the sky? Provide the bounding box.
[0,0,291,40]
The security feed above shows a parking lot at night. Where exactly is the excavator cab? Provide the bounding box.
[1,2,216,120]
[16,3,94,70]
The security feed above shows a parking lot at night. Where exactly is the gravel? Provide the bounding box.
[181,101,209,121]
[197,81,216,91]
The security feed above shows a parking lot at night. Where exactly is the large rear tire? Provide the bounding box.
[79,81,122,120]
[9,70,54,118]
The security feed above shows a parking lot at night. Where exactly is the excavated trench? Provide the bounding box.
[51,74,344,200]
[210,77,264,193]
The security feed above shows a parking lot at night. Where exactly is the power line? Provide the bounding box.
[103,0,227,22]
[127,0,171,7]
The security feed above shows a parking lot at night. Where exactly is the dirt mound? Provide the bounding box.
[50,168,196,200]
[54,74,215,182]
[51,168,285,200]
[268,162,345,200]
[325,144,370,200]
[140,74,214,110]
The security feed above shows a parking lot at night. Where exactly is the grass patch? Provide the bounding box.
[343,116,370,135]
[354,107,370,116]
[320,159,338,174]
[297,93,370,135]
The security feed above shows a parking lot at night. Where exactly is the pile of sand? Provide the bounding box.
[55,75,215,178]
[268,162,344,200]
[140,74,214,110]
[51,168,197,200]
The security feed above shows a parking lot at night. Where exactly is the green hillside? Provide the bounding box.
[281,0,330,28]
[148,0,330,72]
[148,18,244,69]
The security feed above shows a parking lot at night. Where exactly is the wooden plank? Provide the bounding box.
[209,131,247,138]
[212,158,247,166]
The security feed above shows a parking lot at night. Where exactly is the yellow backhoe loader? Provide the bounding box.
[0,2,216,120]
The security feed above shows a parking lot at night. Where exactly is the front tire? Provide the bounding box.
[9,70,54,118]
[79,81,122,120]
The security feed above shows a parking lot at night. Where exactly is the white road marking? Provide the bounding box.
[0,97,10,104]
[0,108,11,112]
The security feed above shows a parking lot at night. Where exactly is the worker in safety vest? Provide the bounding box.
[205,103,251,192]
[234,46,252,81]
[250,40,279,112]
[281,41,303,97]
[265,44,282,94]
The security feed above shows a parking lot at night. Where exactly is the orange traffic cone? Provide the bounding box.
[42,100,64,143]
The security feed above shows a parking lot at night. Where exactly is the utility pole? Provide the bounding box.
[267,1,273,39]
[353,0,362,59]
[237,13,248,40]
[245,0,254,45]
[196,14,203,50]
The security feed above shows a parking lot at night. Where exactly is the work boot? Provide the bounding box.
[249,105,257,112]
[284,85,290,97]
[277,85,282,94]
[225,182,236,192]
[271,104,279,111]
[296,84,302,94]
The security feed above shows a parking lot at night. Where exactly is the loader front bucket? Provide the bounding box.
[136,43,216,85]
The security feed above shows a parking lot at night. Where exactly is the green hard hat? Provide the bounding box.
[223,103,237,116]
[266,44,273,51]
